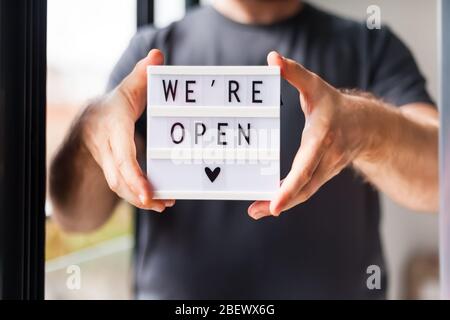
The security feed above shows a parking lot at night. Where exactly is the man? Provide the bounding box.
[50,0,438,299]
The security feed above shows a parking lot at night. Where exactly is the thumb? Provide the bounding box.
[118,49,164,119]
[267,51,318,95]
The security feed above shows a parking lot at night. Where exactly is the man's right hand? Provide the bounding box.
[80,49,175,212]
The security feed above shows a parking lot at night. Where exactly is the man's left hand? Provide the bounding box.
[248,51,376,219]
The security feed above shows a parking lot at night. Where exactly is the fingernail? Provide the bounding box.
[251,211,264,220]
[268,50,278,58]
[153,206,165,213]
[139,194,147,205]
[164,200,175,207]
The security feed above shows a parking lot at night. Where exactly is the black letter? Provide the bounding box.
[162,79,178,102]
[185,80,196,103]
[170,122,185,144]
[238,123,251,145]
[217,123,228,145]
[252,80,263,103]
[228,80,240,103]
[195,122,206,144]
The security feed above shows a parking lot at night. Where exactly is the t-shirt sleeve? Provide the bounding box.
[105,27,158,137]
[367,26,435,107]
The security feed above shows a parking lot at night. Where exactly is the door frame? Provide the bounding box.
[0,0,47,300]
[439,0,450,299]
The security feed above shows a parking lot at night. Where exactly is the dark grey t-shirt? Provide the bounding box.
[107,4,433,299]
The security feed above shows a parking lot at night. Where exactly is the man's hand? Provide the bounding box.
[248,51,438,219]
[248,51,365,219]
[79,49,174,212]
[50,49,176,232]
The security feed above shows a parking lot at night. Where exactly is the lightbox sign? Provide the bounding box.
[147,66,280,200]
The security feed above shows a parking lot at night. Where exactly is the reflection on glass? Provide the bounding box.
[46,0,136,300]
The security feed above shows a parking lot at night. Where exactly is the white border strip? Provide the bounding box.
[153,190,275,201]
[147,148,279,160]
[147,65,280,75]
[148,106,279,118]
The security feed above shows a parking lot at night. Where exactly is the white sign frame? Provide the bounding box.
[147,65,280,200]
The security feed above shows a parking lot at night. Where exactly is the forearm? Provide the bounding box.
[49,104,118,232]
[351,95,439,212]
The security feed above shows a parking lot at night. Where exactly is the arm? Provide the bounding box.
[49,113,118,232]
[50,49,174,233]
[352,100,438,212]
[248,52,438,219]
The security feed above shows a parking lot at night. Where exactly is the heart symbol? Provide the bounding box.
[205,167,221,183]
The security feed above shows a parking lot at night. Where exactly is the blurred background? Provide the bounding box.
[45,0,439,300]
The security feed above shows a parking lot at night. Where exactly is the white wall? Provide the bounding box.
[308,0,439,299]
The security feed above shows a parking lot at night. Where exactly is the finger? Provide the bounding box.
[102,147,166,212]
[108,130,169,211]
[143,197,175,212]
[296,152,345,205]
[295,166,330,206]
[109,121,153,206]
[279,155,335,213]
[248,201,271,220]
[248,179,284,219]
[141,197,171,212]
[278,148,346,214]
[101,148,166,212]
[118,49,164,119]
[267,51,318,94]
[269,128,330,216]
[164,199,176,207]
